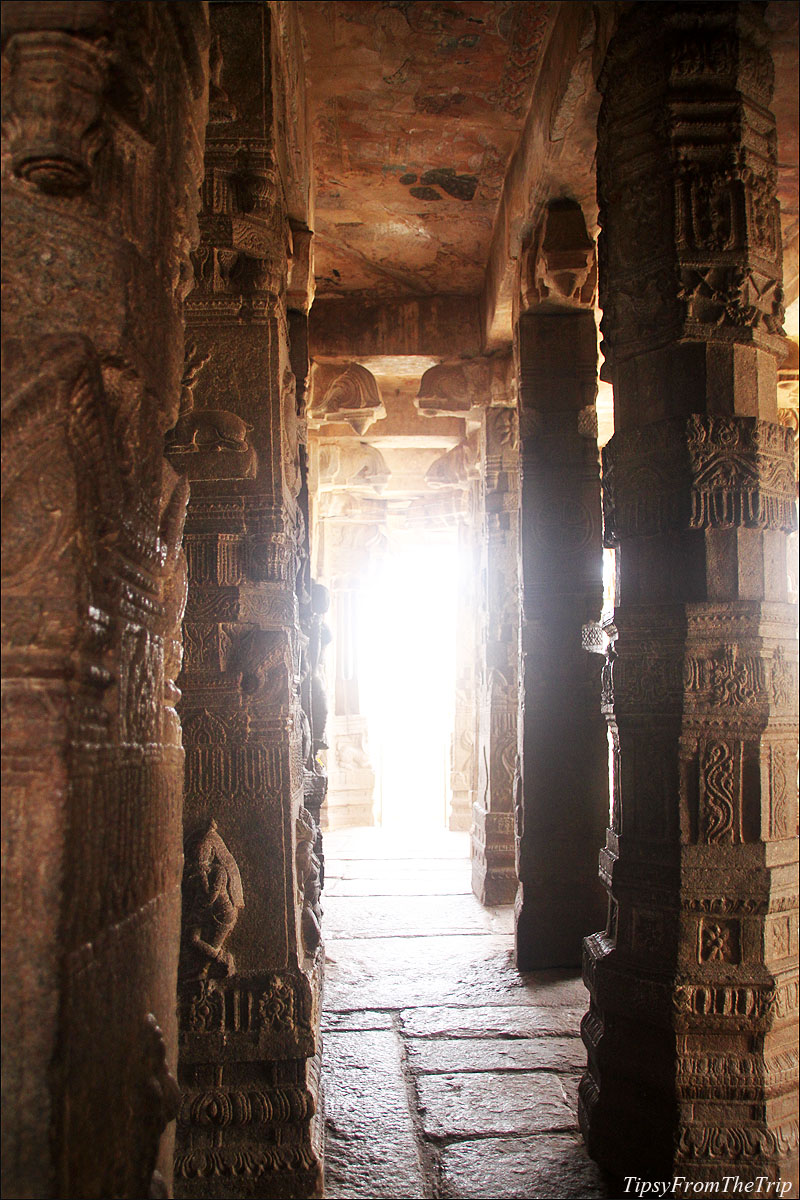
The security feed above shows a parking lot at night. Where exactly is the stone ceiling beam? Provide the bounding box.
[309,295,482,361]
[480,0,610,351]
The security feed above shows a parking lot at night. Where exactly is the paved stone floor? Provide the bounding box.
[320,827,611,1200]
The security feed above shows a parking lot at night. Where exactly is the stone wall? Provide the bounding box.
[1,3,209,1196]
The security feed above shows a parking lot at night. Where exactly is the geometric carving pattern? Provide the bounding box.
[582,3,799,1189]
[603,416,798,546]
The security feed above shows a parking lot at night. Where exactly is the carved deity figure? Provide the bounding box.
[296,808,323,956]
[180,820,244,980]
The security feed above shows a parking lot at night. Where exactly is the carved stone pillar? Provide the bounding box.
[326,580,377,830]
[171,6,322,1197]
[1,4,208,1197]
[582,4,799,1190]
[450,511,479,832]
[471,406,520,905]
[515,200,608,969]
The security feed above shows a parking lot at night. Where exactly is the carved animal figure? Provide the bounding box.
[167,407,253,455]
[180,820,244,980]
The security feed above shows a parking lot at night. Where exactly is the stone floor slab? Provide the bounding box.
[323,935,537,1010]
[440,1133,608,1199]
[325,893,514,939]
[325,827,471,860]
[416,1070,576,1138]
[323,1029,426,1199]
[400,1004,586,1039]
[322,1009,395,1032]
[405,1035,585,1074]
[325,871,471,898]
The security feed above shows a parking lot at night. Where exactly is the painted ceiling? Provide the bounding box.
[300,1,555,298]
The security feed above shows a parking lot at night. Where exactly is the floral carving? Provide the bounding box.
[258,976,296,1033]
[700,742,737,845]
[699,919,740,964]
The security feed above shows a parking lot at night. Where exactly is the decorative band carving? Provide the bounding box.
[603,416,797,544]
[175,1145,319,1181]
[182,1086,313,1127]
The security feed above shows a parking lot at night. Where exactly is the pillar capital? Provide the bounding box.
[597,1,786,383]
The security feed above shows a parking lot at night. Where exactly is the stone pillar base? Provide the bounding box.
[471,805,516,905]
[449,788,473,832]
[515,860,605,970]
[175,959,324,1199]
[581,934,800,1195]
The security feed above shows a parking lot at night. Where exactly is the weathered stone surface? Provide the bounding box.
[583,3,800,1191]
[325,894,513,939]
[324,935,541,1011]
[325,869,470,897]
[321,1010,395,1033]
[172,5,323,1197]
[401,1004,587,1040]
[406,1036,586,1074]
[416,1070,576,1139]
[323,1031,425,1200]
[441,1133,608,1200]
[301,4,556,298]
[1,5,208,1197]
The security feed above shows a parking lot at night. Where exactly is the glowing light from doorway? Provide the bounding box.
[357,537,459,830]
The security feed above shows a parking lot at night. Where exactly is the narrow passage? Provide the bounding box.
[321,828,609,1200]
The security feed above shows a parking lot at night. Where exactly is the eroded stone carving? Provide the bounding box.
[425,437,478,490]
[602,416,797,545]
[296,807,323,957]
[521,198,596,310]
[167,346,257,481]
[4,26,110,194]
[141,1014,182,1200]
[417,363,471,415]
[313,362,386,435]
[181,820,245,981]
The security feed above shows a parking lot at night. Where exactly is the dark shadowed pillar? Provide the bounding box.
[1,3,208,1196]
[515,200,608,968]
[582,4,799,1190]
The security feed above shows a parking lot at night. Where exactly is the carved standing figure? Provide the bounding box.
[180,819,244,980]
[296,808,323,956]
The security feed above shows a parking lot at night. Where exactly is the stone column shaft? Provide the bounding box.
[582,4,799,1190]
[472,406,520,905]
[450,512,479,832]
[1,3,208,1196]
[172,6,323,1197]
[516,305,608,968]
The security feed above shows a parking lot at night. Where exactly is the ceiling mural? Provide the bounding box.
[300,1,556,297]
